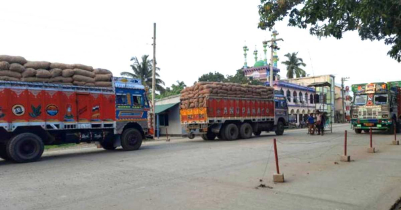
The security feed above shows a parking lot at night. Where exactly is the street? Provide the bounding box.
[1,124,400,210]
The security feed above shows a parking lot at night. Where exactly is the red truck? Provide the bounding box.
[0,78,149,163]
[180,93,289,140]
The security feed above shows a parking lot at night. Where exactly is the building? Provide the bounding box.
[267,81,316,126]
[154,95,184,137]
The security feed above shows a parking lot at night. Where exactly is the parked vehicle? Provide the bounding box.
[351,81,401,134]
[180,92,289,140]
[0,77,149,163]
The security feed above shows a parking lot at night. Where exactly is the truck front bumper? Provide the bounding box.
[351,119,392,130]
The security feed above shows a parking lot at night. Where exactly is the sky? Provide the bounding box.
[0,0,400,89]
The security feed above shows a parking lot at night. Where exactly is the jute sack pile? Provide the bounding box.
[180,82,274,109]
[94,68,113,87]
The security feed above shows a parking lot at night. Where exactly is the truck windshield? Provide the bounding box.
[354,95,367,105]
[374,94,387,105]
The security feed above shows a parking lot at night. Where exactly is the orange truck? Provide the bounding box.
[180,93,289,140]
[0,78,150,163]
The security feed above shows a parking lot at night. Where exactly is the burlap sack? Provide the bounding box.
[62,82,73,86]
[0,61,10,70]
[74,68,95,78]
[24,61,51,69]
[94,68,112,74]
[22,77,49,82]
[22,68,36,78]
[95,74,112,81]
[0,71,22,78]
[95,81,112,87]
[49,63,74,70]
[50,68,62,77]
[0,76,19,81]
[36,69,52,78]
[73,75,95,83]
[62,69,74,77]
[49,76,73,83]
[73,81,86,86]
[0,55,27,65]
[73,64,93,72]
[9,63,25,73]
[85,83,95,86]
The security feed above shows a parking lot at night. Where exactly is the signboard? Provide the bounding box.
[375,83,387,93]
[365,84,375,93]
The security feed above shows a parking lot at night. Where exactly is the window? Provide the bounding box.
[374,94,388,105]
[310,94,314,104]
[299,92,303,103]
[132,95,142,107]
[314,94,320,103]
[280,88,284,95]
[293,91,298,103]
[305,93,308,104]
[116,94,127,104]
[159,114,169,126]
[286,90,291,102]
[354,95,367,105]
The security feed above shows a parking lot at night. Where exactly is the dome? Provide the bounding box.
[254,60,266,67]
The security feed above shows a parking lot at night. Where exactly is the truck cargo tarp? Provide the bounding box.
[155,103,179,114]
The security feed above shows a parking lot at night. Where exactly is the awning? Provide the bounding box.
[155,103,179,114]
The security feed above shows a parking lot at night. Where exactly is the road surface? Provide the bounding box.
[1,124,400,210]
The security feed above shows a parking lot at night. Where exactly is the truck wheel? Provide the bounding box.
[121,128,142,151]
[188,132,195,139]
[275,121,285,135]
[201,132,216,141]
[224,123,239,140]
[253,131,262,136]
[355,129,362,134]
[239,123,253,139]
[100,139,116,150]
[219,125,227,140]
[0,144,10,161]
[6,133,44,163]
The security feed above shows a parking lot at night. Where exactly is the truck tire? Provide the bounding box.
[275,121,285,135]
[224,123,239,141]
[0,144,10,161]
[100,139,116,150]
[253,131,262,136]
[121,128,142,151]
[201,132,216,141]
[355,129,362,134]
[239,123,253,139]
[219,124,227,140]
[6,133,44,163]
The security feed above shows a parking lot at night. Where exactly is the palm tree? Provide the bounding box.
[121,55,165,93]
[281,52,306,79]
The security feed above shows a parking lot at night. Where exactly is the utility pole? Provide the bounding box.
[266,32,283,87]
[152,23,156,136]
[341,77,349,123]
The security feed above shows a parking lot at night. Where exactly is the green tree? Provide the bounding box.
[281,52,306,78]
[258,0,401,62]
[157,81,186,99]
[225,69,263,85]
[121,55,165,93]
[198,72,225,82]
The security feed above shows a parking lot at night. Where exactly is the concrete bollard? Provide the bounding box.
[367,128,376,153]
[273,138,284,183]
[341,130,351,162]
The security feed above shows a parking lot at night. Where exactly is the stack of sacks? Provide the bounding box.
[0,55,27,81]
[94,68,113,87]
[0,55,113,87]
[71,64,95,86]
[180,82,275,109]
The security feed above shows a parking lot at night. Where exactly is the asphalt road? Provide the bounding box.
[1,124,400,210]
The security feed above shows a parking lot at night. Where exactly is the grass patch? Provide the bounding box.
[45,143,77,150]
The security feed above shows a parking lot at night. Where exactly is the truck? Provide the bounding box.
[0,77,150,163]
[351,81,401,134]
[180,91,289,140]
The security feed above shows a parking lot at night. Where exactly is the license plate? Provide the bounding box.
[365,123,374,126]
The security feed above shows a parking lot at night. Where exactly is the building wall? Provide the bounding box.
[155,95,184,136]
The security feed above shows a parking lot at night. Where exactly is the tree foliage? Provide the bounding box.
[156,81,186,99]
[258,0,401,62]
[281,52,306,78]
[198,69,263,85]
[121,55,165,93]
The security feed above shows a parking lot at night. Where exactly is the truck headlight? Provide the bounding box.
[382,114,388,118]
[352,115,358,118]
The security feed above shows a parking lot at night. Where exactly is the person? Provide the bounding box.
[307,113,315,135]
[320,112,326,136]
[316,110,322,135]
